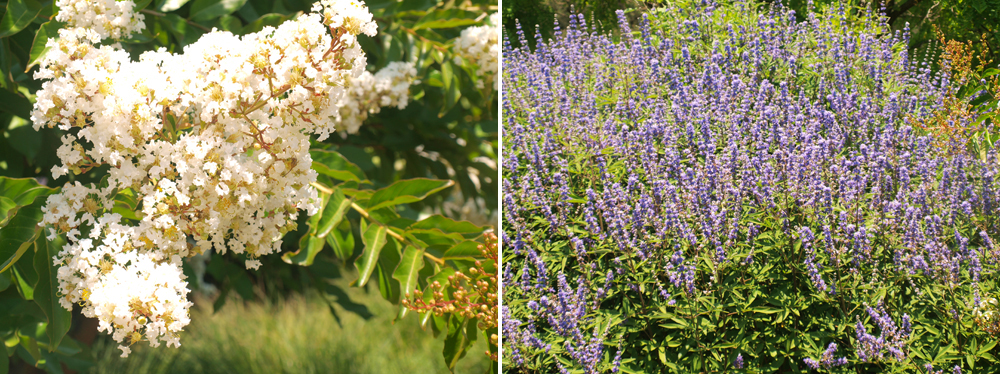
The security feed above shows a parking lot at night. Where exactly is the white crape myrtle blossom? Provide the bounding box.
[333,61,418,133]
[453,13,499,90]
[32,0,384,357]
[55,0,146,42]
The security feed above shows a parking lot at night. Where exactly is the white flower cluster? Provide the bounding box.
[33,0,381,357]
[311,0,377,46]
[55,0,146,42]
[333,61,418,133]
[454,13,499,90]
[974,296,999,335]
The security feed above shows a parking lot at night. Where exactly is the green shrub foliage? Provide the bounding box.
[501,1,1000,372]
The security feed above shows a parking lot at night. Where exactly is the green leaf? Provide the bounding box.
[412,9,480,30]
[217,15,243,32]
[134,0,154,11]
[392,246,424,300]
[439,61,462,116]
[281,233,325,266]
[32,235,70,350]
[0,196,16,227]
[158,13,205,45]
[311,149,366,183]
[0,197,47,274]
[325,221,355,260]
[316,188,351,239]
[366,178,454,211]
[375,238,401,303]
[241,13,288,34]
[409,215,485,239]
[442,240,481,260]
[443,316,472,370]
[13,258,36,300]
[353,222,387,287]
[406,228,463,246]
[112,188,142,221]
[6,120,41,161]
[0,0,44,38]
[0,88,32,119]
[981,340,997,356]
[0,342,7,374]
[26,20,64,72]
[0,178,57,209]
[189,0,248,21]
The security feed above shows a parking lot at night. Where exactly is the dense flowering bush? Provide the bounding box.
[0,0,497,371]
[33,0,398,356]
[502,0,1000,372]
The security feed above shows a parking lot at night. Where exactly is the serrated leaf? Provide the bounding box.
[353,222,387,286]
[0,0,44,38]
[366,178,454,211]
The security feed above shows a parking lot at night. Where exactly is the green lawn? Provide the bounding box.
[84,277,491,374]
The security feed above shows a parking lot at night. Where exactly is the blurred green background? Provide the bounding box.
[82,276,490,374]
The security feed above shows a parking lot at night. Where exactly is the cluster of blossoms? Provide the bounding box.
[32,0,411,357]
[502,0,998,371]
[924,364,964,374]
[454,13,499,90]
[973,295,1000,336]
[402,232,498,336]
[803,343,848,370]
[505,233,618,373]
[501,305,551,366]
[855,302,911,363]
[333,61,418,133]
[55,0,146,42]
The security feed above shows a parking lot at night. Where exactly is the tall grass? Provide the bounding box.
[85,277,490,374]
